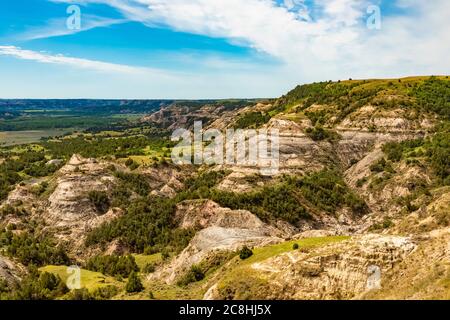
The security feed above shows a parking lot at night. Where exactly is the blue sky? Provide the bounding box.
[0,0,448,99]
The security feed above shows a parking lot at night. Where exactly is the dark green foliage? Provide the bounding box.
[66,285,119,300]
[185,170,228,191]
[356,177,368,188]
[239,246,253,260]
[91,285,119,300]
[293,170,368,215]
[0,116,129,132]
[85,255,138,278]
[179,169,367,224]
[185,183,312,225]
[370,158,395,173]
[273,81,378,121]
[428,131,450,184]
[0,205,29,218]
[125,158,140,170]
[66,288,94,301]
[41,135,164,159]
[85,197,195,254]
[369,218,394,231]
[234,112,271,129]
[382,127,450,185]
[292,243,299,250]
[0,167,22,201]
[125,271,144,293]
[410,77,450,120]
[305,110,330,126]
[4,268,68,300]
[0,230,70,267]
[0,150,64,200]
[88,191,110,214]
[305,126,340,142]
[113,171,151,198]
[177,265,205,287]
[142,263,156,274]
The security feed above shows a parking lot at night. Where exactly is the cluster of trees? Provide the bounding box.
[274,81,379,120]
[383,125,450,185]
[179,169,367,225]
[0,116,125,131]
[0,165,21,201]
[267,77,449,127]
[411,77,450,120]
[293,170,367,215]
[113,171,150,197]
[41,135,169,160]
[85,197,195,254]
[233,112,272,129]
[370,158,395,174]
[0,151,61,200]
[305,126,340,142]
[0,230,70,267]
[85,255,138,278]
[0,268,68,300]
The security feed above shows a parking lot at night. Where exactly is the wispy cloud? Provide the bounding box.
[16,15,126,41]
[0,45,152,74]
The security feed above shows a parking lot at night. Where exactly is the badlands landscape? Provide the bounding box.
[0,76,449,300]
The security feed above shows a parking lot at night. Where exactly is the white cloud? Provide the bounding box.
[51,0,449,79]
[0,45,157,74]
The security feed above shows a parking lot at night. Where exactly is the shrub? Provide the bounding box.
[88,191,110,214]
[370,158,394,173]
[305,126,339,142]
[177,265,205,286]
[126,271,144,293]
[239,246,253,260]
[292,243,299,250]
[143,263,156,274]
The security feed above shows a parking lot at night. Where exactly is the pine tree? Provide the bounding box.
[126,271,144,293]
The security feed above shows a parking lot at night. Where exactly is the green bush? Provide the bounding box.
[126,271,144,293]
[88,191,110,214]
[143,263,156,274]
[370,158,394,173]
[305,126,340,142]
[177,265,205,287]
[239,246,253,260]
